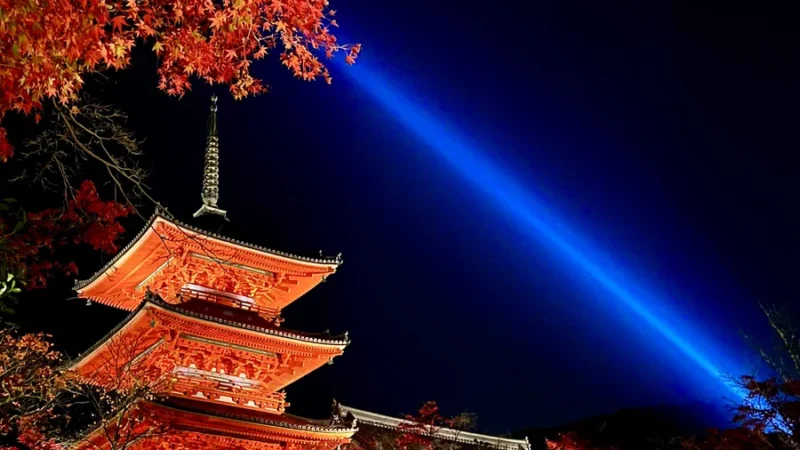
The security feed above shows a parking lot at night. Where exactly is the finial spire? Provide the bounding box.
[193,95,228,219]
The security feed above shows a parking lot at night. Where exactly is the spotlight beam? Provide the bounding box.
[340,62,744,402]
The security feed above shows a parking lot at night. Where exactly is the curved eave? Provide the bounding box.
[157,297,350,348]
[160,400,358,436]
[73,295,349,370]
[74,212,342,292]
[69,399,357,449]
[78,293,140,311]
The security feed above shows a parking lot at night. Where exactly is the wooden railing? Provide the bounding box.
[171,374,288,413]
[179,284,280,319]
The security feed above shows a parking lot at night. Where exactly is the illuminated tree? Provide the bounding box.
[16,98,150,204]
[62,328,172,450]
[0,328,66,450]
[394,402,477,450]
[0,181,132,312]
[548,305,800,450]
[0,0,358,305]
[0,327,168,450]
[0,0,360,162]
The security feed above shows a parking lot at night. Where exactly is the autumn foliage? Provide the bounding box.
[396,401,447,450]
[0,180,132,297]
[0,0,360,161]
[546,374,800,450]
[0,329,66,450]
[674,375,800,450]
[394,402,477,450]
[547,306,800,450]
[0,328,169,450]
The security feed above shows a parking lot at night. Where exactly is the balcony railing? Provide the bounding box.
[178,283,280,319]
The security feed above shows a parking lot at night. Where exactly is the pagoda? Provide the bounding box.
[70,96,356,450]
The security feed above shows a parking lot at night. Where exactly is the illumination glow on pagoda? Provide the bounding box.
[70,97,355,450]
[70,96,528,450]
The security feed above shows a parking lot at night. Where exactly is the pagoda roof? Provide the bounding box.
[72,293,349,410]
[75,211,342,311]
[164,397,356,432]
[69,398,357,450]
[336,404,530,450]
[75,292,349,367]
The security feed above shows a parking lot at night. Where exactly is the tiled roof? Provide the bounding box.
[336,404,530,450]
[72,292,349,366]
[75,210,342,290]
[65,397,357,447]
[161,398,358,434]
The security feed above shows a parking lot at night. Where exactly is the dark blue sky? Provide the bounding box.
[12,1,800,435]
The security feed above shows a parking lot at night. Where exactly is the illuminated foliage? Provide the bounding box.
[676,306,800,450]
[546,380,800,450]
[395,402,477,450]
[0,329,66,450]
[674,376,800,450]
[549,306,800,450]
[0,0,360,162]
[0,181,132,311]
[0,328,167,450]
[63,328,171,450]
[0,0,358,307]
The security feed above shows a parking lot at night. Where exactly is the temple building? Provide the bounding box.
[70,97,529,450]
[335,404,530,450]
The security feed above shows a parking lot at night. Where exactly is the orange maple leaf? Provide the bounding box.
[210,13,226,30]
[110,15,127,33]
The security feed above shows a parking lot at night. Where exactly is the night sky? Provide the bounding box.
[7,1,800,436]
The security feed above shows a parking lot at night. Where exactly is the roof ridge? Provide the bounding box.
[157,295,350,346]
[159,399,358,433]
[63,397,358,446]
[74,211,343,291]
[336,404,530,450]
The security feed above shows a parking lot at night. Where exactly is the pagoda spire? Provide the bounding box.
[193,95,227,219]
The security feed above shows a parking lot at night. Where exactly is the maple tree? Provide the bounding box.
[0,0,360,163]
[0,0,359,307]
[393,402,477,450]
[0,328,66,450]
[62,325,172,450]
[350,401,477,450]
[0,326,168,450]
[16,99,149,203]
[0,180,132,312]
[546,305,800,450]
[677,308,800,450]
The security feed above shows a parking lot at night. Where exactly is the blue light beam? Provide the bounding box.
[340,61,747,403]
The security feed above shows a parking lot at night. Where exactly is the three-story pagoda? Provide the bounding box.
[70,96,356,450]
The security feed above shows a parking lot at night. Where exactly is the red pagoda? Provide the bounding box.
[70,96,529,450]
[70,96,356,450]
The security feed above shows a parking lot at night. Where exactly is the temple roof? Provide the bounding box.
[69,398,357,450]
[72,292,349,413]
[74,292,349,367]
[75,211,342,311]
[163,397,358,434]
[335,404,531,450]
